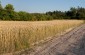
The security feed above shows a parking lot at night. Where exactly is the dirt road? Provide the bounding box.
[26,24,85,55]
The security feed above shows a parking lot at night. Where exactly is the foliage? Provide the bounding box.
[0,3,85,21]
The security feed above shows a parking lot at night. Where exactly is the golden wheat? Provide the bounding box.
[0,20,84,54]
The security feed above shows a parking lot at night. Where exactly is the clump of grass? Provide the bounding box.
[0,20,84,54]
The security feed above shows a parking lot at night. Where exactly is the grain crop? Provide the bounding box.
[0,20,84,54]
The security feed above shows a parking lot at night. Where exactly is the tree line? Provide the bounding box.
[0,3,85,21]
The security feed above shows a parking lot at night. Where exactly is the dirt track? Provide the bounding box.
[27,24,85,55]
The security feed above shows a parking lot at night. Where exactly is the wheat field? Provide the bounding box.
[0,20,84,54]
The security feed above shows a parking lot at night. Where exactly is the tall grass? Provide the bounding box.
[0,20,84,54]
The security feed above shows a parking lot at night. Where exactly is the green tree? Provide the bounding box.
[5,4,14,11]
[4,4,17,20]
[18,11,31,21]
[0,1,3,20]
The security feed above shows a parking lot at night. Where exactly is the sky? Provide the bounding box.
[1,0,85,13]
